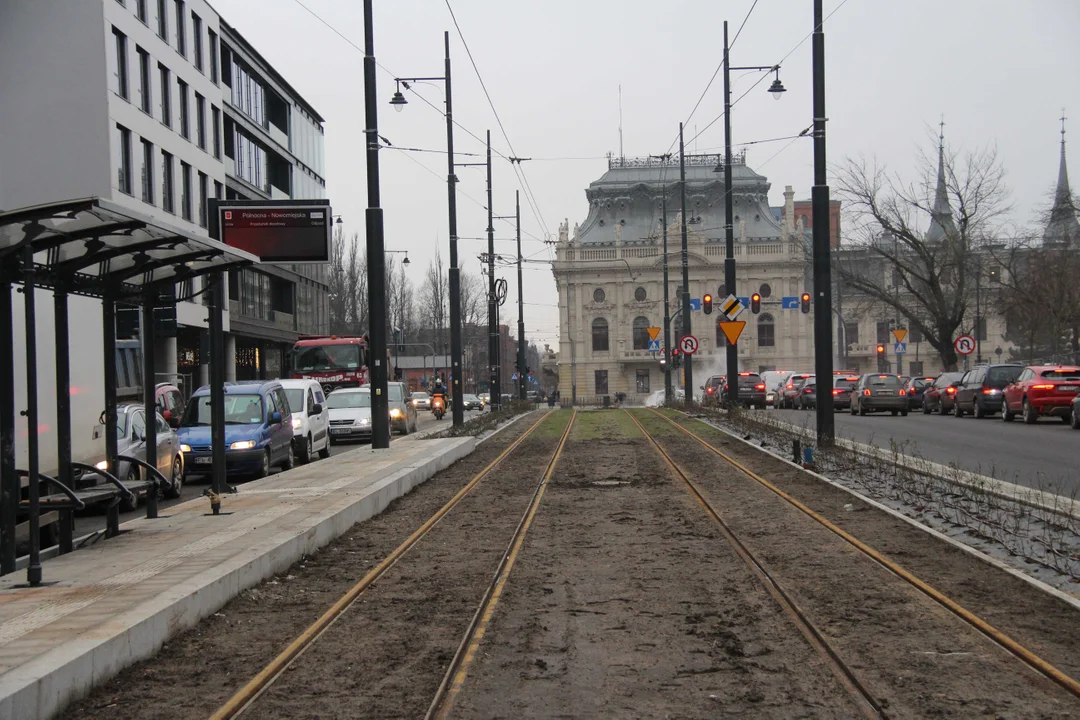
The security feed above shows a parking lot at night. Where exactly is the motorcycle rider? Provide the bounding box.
[431,379,448,417]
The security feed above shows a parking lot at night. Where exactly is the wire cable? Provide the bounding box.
[681,0,760,131]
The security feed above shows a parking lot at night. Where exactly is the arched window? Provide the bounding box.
[757,313,775,348]
[592,317,609,352]
[632,316,650,350]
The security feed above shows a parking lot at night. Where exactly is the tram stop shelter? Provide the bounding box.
[0,197,257,586]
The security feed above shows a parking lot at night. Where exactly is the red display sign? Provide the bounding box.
[219,204,331,263]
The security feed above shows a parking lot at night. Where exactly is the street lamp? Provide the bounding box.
[391,32,465,427]
[386,249,410,267]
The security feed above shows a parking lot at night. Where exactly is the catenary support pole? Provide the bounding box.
[0,273,16,574]
[516,191,526,400]
[812,0,835,444]
[363,0,390,448]
[142,289,158,519]
[208,273,227,494]
[662,188,672,404]
[679,124,692,407]
[722,21,740,406]
[486,131,500,409]
[444,31,464,427]
[22,246,42,585]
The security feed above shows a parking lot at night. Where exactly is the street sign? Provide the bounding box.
[647,339,661,353]
[894,341,907,355]
[781,296,800,309]
[689,298,702,311]
[717,321,746,345]
[955,334,976,356]
[679,334,699,355]
[647,327,661,341]
[511,372,519,380]
[720,294,745,321]
[892,328,908,343]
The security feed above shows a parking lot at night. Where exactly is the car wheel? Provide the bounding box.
[974,400,986,419]
[954,401,964,418]
[939,400,949,416]
[1071,405,1080,430]
[858,403,867,416]
[922,401,931,415]
[121,467,140,512]
[281,444,295,471]
[1022,398,1038,424]
[1002,399,1014,422]
[891,409,898,416]
[901,410,908,417]
[254,449,271,479]
[1060,414,1071,424]
[164,456,183,499]
[318,436,332,459]
[298,436,313,464]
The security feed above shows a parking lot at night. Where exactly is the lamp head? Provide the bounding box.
[768,71,786,100]
[390,89,408,112]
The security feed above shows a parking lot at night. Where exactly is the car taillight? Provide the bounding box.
[899,389,907,396]
[863,389,871,396]
[706,387,714,394]
[1031,384,1055,390]
[832,389,841,395]
[804,388,812,393]
[946,387,956,394]
[755,384,765,390]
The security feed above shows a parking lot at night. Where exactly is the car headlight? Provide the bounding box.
[95,460,109,471]
[390,408,402,418]
[229,440,256,450]
[180,444,191,453]
[292,416,303,429]
[359,418,370,425]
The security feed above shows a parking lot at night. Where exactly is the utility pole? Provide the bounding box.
[443,31,464,427]
[363,0,389,448]
[811,0,836,444]
[662,185,672,403]
[486,130,500,409]
[679,123,692,407]
[721,22,740,405]
[516,191,526,400]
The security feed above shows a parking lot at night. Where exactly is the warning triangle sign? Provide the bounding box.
[647,326,661,341]
[718,321,746,345]
[891,328,907,343]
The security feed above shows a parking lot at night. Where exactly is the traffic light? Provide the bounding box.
[876,344,887,371]
[876,344,886,357]
[751,293,761,314]
[671,347,682,369]
[702,294,713,315]
[800,292,811,314]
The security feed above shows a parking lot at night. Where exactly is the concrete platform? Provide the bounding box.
[0,437,475,719]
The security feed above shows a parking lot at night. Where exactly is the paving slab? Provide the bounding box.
[0,437,474,719]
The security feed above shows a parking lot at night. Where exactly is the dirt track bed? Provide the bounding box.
[639,409,1080,717]
[61,411,551,720]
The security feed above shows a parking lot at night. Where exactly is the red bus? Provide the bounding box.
[290,335,369,394]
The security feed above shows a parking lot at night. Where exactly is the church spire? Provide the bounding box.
[926,116,957,244]
[1044,111,1080,245]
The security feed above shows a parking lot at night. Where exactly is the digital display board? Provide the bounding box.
[218,203,331,263]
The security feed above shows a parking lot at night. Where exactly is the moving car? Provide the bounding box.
[178,381,295,479]
[1001,365,1080,424]
[363,382,418,435]
[922,371,964,415]
[462,394,484,411]
[88,404,185,509]
[410,391,432,411]
[953,364,1024,418]
[279,378,331,463]
[778,374,814,409]
[831,376,860,410]
[722,372,768,408]
[702,375,725,406]
[903,376,937,410]
[797,380,817,410]
[478,392,491,406]
[327,388,373,442]
[850,374,909,416]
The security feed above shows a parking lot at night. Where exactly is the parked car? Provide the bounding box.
[831,376,860,410]
[177,380,295,479]
[279,378,331,463]
[722,372,768,408]
[1001,365,1080,424]
[922,371,965,415]
[410,391,432,411]
[363,382,418,435]
[327,388,373,442]
[850,374,909,416]
[778,374,814,409]
[797,380,818,409]
[702,375,726,406]
[155,383,187,429]
[903,376,937,410]
[87,404,184,509]
[953,364,1024,418]
[462,394,484,411]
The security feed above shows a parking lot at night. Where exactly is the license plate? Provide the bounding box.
[195,457,213,465]
[876,391,892,395]
[1060,386,1078,392]
[331,428,352,435]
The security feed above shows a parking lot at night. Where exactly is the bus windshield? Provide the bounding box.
[293,344,363,372]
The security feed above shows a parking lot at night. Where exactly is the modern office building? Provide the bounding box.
[0,0,329,390]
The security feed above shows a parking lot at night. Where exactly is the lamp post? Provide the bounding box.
[811,0,835,444]
[719,20,786,409]
[390,31,464,426]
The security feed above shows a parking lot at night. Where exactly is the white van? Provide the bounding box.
[278,378,331,463]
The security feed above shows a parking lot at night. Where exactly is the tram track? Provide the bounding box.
[630,407,1080,715]
[211,409,576,720]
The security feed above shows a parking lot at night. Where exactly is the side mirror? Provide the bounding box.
[311,403,323,415]
[270,411,283,424]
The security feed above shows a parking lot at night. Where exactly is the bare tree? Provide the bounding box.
[345,232,366,334]
[327,224,349,334]
[417,249,449,352]
[834,139,1011,370]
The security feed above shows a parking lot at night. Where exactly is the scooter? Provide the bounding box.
[432,396,446,420]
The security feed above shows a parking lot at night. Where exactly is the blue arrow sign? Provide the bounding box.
[894,342,907,355]
[738,296,750,309]
[782,296,800,309]
[647,339,661,352]
[689,298,701,311]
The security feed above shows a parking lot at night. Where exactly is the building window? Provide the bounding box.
[114,124,132,195]
[214,180,223,200]
[135,0,147,23]
[876,320,890,345]
[759,282,772,298]
[161,151,174,213]
[195,92,206,149]
[595,370,609,396]
[208,29,218,84]
[180,161,192,221]
[178,79,189,138]
[636,369,650,394]
[140,139,154,204]
[908,361,925,376]
[844,322,859,346]
[909,324,922,343]
[632,316,650,350]
[158,64,171,126]
[593,287,605,303]
[109,28,128,100]
[211,106,221,158]
[191,12,202,71]
[174,0,186,56]
[198,172,208,226]
[591,318,609,352]
[156,0,168,39]
[634,286,646,302]
[136,47,151,113]
[757,313,775,348]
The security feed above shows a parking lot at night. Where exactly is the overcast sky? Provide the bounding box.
[214,0,1080,350]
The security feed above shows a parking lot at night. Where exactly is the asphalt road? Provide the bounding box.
[767,406,1079,495]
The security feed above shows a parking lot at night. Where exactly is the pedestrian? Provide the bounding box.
[548,392,555,408]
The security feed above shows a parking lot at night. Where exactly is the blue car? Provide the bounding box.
[177,381,296,479]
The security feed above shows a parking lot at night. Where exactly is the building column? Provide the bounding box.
[155,336,178,379]
[224,333,237,382]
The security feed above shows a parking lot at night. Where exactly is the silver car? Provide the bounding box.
[86,404,185,510]
[362,382,418,435]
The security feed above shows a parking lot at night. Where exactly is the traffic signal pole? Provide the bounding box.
[721,22,740,406]
[811,0,835,444]
[516,191,526,400]
[662,189,672,404]
[679,124,693,407]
